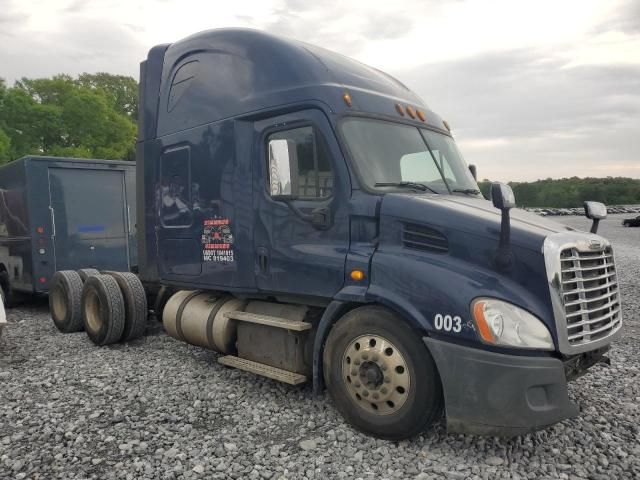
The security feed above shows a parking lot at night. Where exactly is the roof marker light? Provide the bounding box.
[343,92,352,107]
[416,110,426,122]
[406,106,416,119]
[395,103,405,116]
[443,120,451,131]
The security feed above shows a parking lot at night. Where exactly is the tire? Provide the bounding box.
[49,270,84,333]
[81,274,125,346]
[103,271,147,341]
[77,268,100,283]
[323,305,443,440]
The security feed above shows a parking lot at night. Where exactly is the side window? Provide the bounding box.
[267,126,334,199]
[159,146,192,227]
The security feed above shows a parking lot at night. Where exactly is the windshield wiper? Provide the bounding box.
[453,188,482,195]
[375,182,439,194]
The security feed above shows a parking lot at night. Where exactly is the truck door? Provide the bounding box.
[253,109,350,298]
[49,167,130,272]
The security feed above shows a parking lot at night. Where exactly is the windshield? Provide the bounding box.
[340,118,480,194]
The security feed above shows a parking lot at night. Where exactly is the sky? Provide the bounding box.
[0,0,638,181]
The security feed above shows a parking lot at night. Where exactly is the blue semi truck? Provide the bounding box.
[54,29,622,439]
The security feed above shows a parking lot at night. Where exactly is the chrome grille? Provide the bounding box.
[559,246,621,346]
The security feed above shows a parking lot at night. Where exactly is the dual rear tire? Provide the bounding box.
[50,270,147,345]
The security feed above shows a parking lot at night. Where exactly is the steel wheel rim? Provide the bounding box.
[342,334,411,415]
[84,289,102,333]
[52,287,67,321]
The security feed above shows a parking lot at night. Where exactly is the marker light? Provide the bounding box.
[395,103,405,116]
[343,92,352,107]
[36,226,44,234]
[471,298,554,350]
[350,269,365,281]
[405,106,416,119]
[39,277,47,284]
[39,248,45,255]
[416,110,426,122]
[443,120,451,131]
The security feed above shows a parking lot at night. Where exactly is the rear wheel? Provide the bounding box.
[82,274,125,346]
[323,305,443,440]
[103,271,147,341]
[77,268,100,282]
[50,270,84,332]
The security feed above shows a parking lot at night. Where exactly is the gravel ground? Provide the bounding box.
[1,214,638,479]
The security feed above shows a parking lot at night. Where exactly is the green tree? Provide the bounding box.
[77,72,138,118]
[0,74,137,162]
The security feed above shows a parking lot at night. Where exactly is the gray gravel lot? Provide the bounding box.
[1,214,638,479]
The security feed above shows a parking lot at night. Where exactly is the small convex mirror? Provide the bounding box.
[491,182,516,210]
[268,139,298,198]
[584,201,607,220]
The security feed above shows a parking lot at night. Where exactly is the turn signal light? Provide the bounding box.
[473,301,496,344]
[350,269,365,281]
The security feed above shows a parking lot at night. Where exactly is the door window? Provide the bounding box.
[267,126,334,199]
[159,146,192,227]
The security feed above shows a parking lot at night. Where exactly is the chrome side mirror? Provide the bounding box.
[584,201,607,234]
[468,164,477,181]
[268,139,299,199]
[490,182,516,270]
[491,182,516,210]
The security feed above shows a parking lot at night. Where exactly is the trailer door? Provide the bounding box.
[48,167,130,272]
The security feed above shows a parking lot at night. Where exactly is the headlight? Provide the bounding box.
[471,298,554,350]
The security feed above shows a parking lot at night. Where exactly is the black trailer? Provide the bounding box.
[0,156,136,303]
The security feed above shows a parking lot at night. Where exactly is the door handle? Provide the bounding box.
[311,207,331,230]
[49,206,56,237]
[257,247,269,274]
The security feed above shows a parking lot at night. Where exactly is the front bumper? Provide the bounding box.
[424,337,580,436]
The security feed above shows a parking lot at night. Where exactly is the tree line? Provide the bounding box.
[478,177,640,208]
[0,73,638,207]
[0,73,137,163]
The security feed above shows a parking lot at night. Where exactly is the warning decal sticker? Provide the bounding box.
[201,218,235,263]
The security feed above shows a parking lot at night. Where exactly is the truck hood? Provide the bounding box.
[379,193,573,252]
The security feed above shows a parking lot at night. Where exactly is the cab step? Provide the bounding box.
[224,311,312,331]
[218,355,307,385]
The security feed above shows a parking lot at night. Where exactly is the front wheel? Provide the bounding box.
[323,306,443,440]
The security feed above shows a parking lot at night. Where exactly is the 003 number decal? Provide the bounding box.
[434,314,462,333]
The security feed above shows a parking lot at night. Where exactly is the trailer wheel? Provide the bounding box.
[81,274,125,346]
[77,268,100,282]
[50,270,84,333]
[104,271,147,341]
[323,305,443,440]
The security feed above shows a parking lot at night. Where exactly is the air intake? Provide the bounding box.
[402,223,448,253]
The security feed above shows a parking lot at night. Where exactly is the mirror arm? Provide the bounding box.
[495,208,513,270]
[590,218,600,234]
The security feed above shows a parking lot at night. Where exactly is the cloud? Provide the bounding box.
[594,0,640,34]
[397,49,640,180]
[0,15,144,83]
